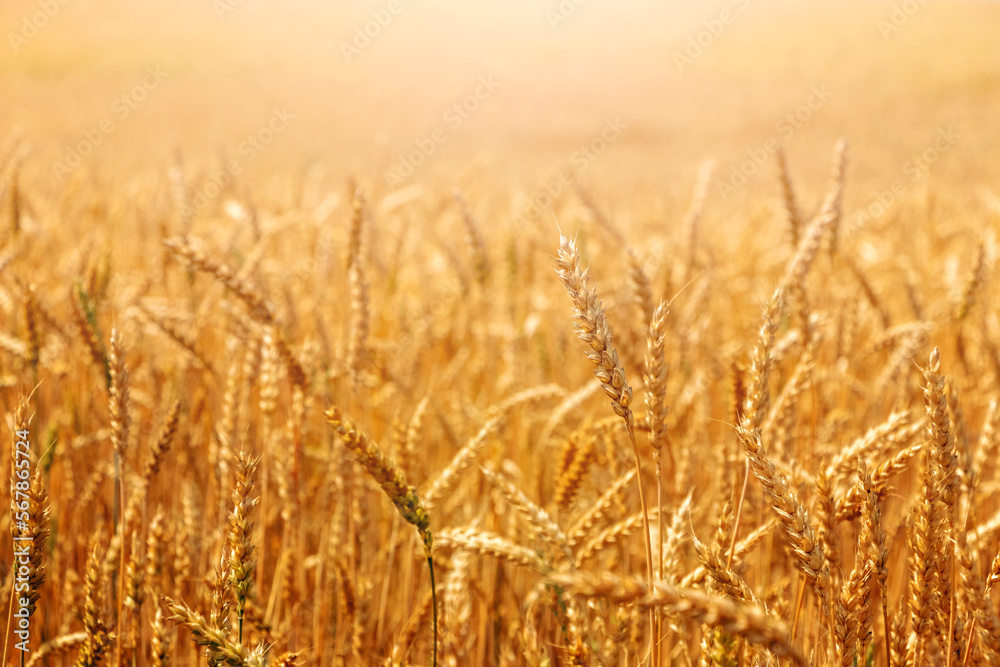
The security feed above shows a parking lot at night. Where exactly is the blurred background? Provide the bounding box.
[2,0,999,216]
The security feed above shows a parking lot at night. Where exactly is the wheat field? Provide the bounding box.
[2,1,1000,666]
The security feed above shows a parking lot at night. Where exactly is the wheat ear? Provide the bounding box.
[736,291,831,614]
[163,235,308,389]
[25,633,87,667]
[108,328,130,665]
[162,595,251,666]
[555,233,656,663]
[325,407,437,667]
[551,570,806,665]
[644,299,671,603]
[227,449,259,644]
[76,538,111,667]
[775,146,802,247]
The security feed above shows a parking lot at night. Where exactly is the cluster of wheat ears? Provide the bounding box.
[0,135,998,667]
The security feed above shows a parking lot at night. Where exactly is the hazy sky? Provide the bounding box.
[3,0,999,201]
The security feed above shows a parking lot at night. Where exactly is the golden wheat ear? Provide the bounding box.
[555,232,659,665]
[227,449,260,644]
[736,290,832,615]
[162,595,252,665]
[775,146,802,247]
[325,406,438,667]
[550,570,806,665]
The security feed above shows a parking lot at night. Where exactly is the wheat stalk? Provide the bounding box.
[555,232,657,663]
